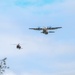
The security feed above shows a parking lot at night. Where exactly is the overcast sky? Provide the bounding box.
[0,0,75,75]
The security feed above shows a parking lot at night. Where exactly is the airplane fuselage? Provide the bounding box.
[41,28,48,34]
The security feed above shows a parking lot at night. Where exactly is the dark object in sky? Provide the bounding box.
[16,44,22,49]
[29,26,62,35]
[0,58,9,74]
[12,43,22,50]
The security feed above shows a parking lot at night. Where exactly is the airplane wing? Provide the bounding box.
[47,27,62,30]
[29,27,42,30]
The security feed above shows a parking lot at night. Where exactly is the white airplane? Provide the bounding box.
[29,26,62,34]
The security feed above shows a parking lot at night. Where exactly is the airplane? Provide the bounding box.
[16,43,22,49]
[12,43,23,50]
[0,58,9,74]
[29,26,62,34]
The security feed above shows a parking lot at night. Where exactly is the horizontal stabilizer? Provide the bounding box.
[49,31,55,33]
